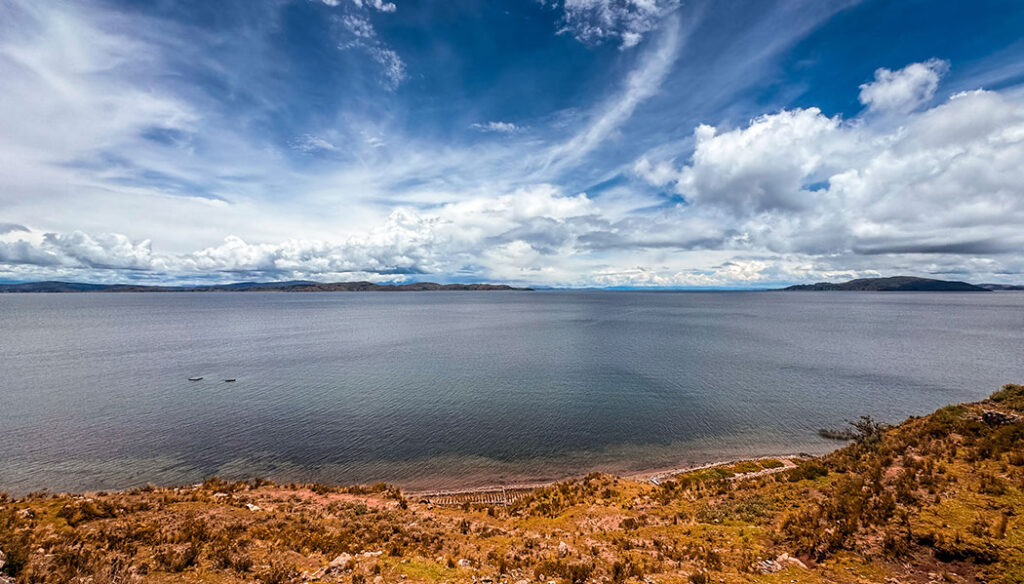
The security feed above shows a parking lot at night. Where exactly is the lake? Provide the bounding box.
[1,290,1022,495]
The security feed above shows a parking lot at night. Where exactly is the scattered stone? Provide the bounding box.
[329,553,353,569]
[245,503,261,511]
[982,410,1022,426]
[557,541,570,557]
[754,559,783,574]
[776,553,807,569]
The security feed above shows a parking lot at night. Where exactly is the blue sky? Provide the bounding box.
[2,0,1024,286]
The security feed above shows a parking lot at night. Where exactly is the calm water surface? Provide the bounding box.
[1,291,1022,494]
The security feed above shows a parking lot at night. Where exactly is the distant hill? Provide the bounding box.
[978,283,1024,291]
[0,280,532,293]
[782,276,989,292]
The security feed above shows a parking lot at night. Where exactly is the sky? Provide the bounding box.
[2,0,1024,288]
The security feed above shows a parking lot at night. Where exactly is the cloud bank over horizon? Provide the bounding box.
[2,0,1024,287]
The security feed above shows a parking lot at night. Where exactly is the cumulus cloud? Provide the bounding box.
[42,232,157,270]
[0,186,600,283]
[636,81,1024,269]
[858,58,950,114]
[677,108,848,215]
[550,0,681,49]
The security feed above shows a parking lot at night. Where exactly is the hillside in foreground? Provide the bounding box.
[3,386,1024,584]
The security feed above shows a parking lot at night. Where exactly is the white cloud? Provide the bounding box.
[637,85,1024,264]
[554,0,680,49]
[367,46,406,88]
[291,134,339,153]
[632,157,677,185]
[351,0,397,12]
[471,121,521,133]
[677,108,848,215]
[331,0,405,88]
[340,14,375,39]
[318,0,396,11]
[0,186,599,283]
[858,58,950,114]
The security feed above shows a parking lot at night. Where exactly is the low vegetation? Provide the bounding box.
[3,384,1024,584]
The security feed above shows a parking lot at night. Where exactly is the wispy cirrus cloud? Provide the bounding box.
[541,12,685,172]
[470,121,521,133]
[332,5,406,88]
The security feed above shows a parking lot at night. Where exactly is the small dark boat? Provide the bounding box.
[188,376,203,381]
[224,378,237,383]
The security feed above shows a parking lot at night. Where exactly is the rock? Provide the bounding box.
[329,553,353,569]
[754,559,783,574]
[212,492,229,499]
[245,503,261,511]
[17,508,34,519]
[557,541,570,557]
[982,410,1022,426]
[514,580,529,584]
[363,550,383,557]
[457,558,473,568]
[0,547,6,569]
[776,553,807,570]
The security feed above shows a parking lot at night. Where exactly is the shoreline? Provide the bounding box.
[405,452,815,499]
[0,450,833,500]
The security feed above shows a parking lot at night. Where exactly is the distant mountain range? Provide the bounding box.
[782,276,991,292]
[2,276,1021,293]
[0,280,532,293]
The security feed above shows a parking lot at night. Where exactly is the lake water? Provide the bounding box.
[1,291,1022,495]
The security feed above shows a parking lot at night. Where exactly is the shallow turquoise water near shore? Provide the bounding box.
[1,290,1022,494]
